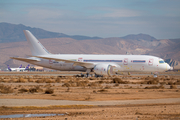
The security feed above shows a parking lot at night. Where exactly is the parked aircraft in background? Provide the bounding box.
[6,64,22,71]
[11,30,172,77]
[7,64,30,71]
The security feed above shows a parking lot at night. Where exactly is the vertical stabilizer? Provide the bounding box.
[25,64,30,70]
[19,64,22,68]
[7,65,12,71]
[23,30,50,56]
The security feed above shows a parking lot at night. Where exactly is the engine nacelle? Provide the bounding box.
[93,64,114,76]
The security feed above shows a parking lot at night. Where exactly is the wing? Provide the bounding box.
[32,56,95,68]
[10,57,41,62]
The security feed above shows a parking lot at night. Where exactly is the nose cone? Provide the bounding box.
[166,64,172,71]
[170,67,173,70]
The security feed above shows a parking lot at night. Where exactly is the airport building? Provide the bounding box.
[29,66,44,71]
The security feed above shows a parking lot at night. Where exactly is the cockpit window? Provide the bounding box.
[159,60,165,64]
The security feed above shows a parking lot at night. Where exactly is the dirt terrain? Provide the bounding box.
[0,71,180,119]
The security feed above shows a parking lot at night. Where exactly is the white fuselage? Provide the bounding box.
[6,68,27,71]
[28,54,170,73]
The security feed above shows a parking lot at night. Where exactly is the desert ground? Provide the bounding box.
[0,71,180,120]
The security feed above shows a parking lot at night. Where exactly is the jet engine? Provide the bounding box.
[93,64,114,76]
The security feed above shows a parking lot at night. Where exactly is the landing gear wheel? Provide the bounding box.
[153,72,158,78]
[154,74,157,78]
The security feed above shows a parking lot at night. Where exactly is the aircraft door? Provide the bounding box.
[78,58,83,62]
[123,58,128,65]
[148,59,153,66]
[59,61,65,69]
[148,58,157,71]
[49,60,53,64]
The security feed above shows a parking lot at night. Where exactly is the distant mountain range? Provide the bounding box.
[121,33,157,41]
[0,22,162,43]
[0,22,179,69]
[0,22,101,43]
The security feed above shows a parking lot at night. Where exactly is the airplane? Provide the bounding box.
[6,64,22,71]
[7,64,30,71]
[11,30,172,77]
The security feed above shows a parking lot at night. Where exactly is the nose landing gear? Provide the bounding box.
[154,74,158,78]
[153,72,158,78]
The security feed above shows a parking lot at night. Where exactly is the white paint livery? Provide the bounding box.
[7,64,30,72]
[11,30,171,76]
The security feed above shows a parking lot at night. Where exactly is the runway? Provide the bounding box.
[1,98,180,107]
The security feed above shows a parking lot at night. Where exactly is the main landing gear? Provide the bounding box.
[79,73,103,78]
[79,69,104,78]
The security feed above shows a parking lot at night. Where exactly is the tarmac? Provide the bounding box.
[1,98,180,107]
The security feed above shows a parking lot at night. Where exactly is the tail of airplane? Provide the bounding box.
[7,65,12,71]
[23,30,50,56]
[25,64,30,70]
[19,64,22,68]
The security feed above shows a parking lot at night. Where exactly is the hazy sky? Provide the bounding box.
[1,0,180,39]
